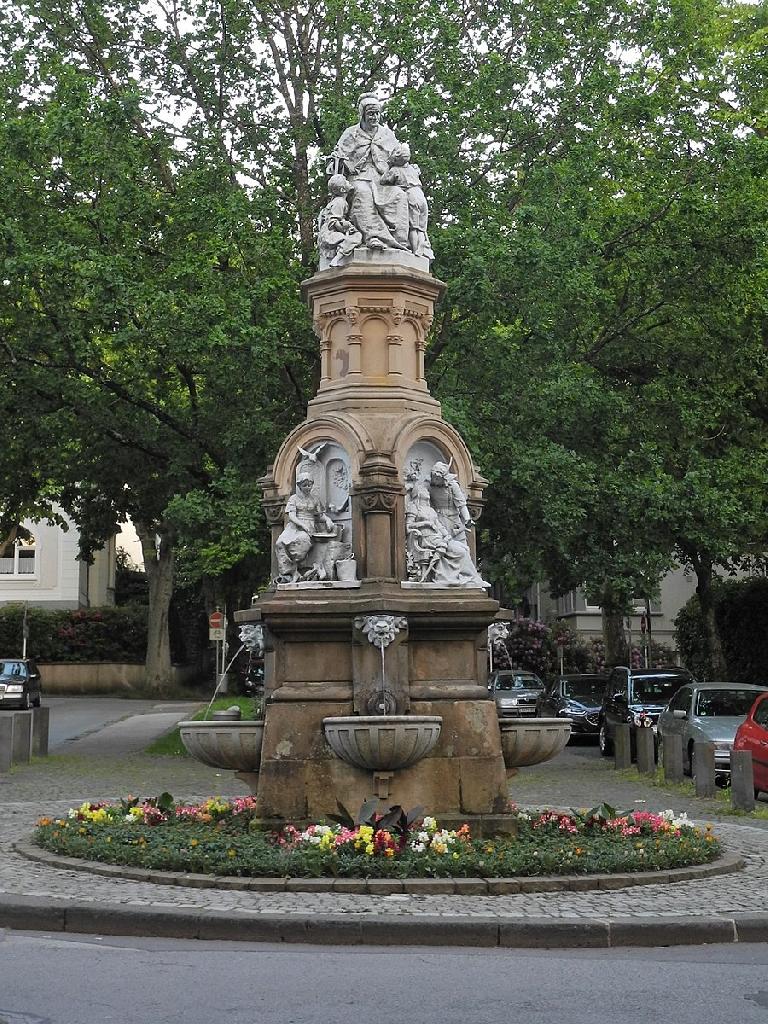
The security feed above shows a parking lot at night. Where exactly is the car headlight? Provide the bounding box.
[713,741,732,751]
[5,685,23,694]
[564,704,586,716]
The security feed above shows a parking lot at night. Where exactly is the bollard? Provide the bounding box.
[11,711,32,764]
[0,716,13,773]
[693,741,716,798]
[730,749,755,812]
[663,732,684,784]
[32,705,50,758]
[636,727,656,775]
[614,723,631,770]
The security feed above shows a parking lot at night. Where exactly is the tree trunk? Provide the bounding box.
[692,553,727,679]
[600,580,630,667]
[136,521,175,692]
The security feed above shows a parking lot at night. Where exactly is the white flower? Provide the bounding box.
[417,830,429,843]
[422,816,437,831]
[410,841,426,853]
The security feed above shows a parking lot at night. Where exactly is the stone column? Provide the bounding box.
[356,453,402,580]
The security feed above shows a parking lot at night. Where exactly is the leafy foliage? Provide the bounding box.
[0,603,147,663]
[675,577,768,683]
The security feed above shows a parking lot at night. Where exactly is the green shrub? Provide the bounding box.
[0,603,147,663]
[675,578,768,683]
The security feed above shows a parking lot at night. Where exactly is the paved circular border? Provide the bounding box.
[14,839,743,895]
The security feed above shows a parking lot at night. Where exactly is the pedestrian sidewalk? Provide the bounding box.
[1,743,767,947]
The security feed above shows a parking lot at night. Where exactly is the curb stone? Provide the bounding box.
[12,841,744,895]
[1,895,767,948]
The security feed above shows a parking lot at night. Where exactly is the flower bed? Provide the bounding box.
[32,796,721,879]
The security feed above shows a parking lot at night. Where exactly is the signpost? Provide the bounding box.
[209,609,227,692]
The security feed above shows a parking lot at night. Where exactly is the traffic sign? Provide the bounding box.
[209,610,225,630]
[209,627,226,641]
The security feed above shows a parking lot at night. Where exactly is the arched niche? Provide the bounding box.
[289,440,354,545]
[403,439,448,488]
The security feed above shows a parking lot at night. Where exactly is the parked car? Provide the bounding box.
[598,666,693,757]
[0,658,42,710]
[657,682,767,778]
[537,673,606,737]
[488,669,545,717]
[733,692,768,798]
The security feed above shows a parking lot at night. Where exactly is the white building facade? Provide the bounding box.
[0,513,116,610]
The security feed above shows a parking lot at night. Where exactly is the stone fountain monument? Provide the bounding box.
[234,91,515,827]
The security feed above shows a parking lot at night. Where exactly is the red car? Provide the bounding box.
[733,692,768,799]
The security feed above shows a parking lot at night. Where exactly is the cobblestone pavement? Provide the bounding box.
[2,735,767,923]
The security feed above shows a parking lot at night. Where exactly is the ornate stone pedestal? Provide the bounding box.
[232,253,512,821]
[231,93,511,823]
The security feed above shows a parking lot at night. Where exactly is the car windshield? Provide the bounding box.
[695,689,764,718]
[563,678,604,701]
[0,661,25,678]
[631,675,688,703]
[494,673,544,691]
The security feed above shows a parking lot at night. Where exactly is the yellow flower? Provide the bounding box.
[452,852,459,860]
[384,848,395,858]
[190,838,199,847]
[365,844,374,856]
[106,836,112,843]
[228,849,236,858]
[37,817,52,827]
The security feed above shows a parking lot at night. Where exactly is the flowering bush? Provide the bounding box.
[32,795,720,879]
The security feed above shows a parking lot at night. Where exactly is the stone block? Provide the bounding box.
[32,705,50,757]
[0,716,12,772]
[614,724,631,770]
[663,732,684,783]
[730,749,755,811]
[693,741,716,798]
[608,916,735,947]
[636,727,655,775]
[499,918,610,948]
[401,878,456,894]
[11,711,32,764]
[362,915,500,947]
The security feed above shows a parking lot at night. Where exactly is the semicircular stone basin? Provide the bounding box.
[498,717,572,768]
[323,715,442,772]
[179,720,264,772]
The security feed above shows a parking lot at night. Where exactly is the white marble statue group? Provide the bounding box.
[275,453,488,589]
[404,462,489,588]
[317,92,434,268]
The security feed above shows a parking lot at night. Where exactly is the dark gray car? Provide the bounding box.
[658,682,768,776]
[0,658,42,710]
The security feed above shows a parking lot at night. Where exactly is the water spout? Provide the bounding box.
[202,642,246,720]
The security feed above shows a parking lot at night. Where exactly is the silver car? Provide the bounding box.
[657,682,768,776]
[488,669,545,717]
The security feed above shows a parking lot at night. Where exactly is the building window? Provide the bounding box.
[0,536,36,576]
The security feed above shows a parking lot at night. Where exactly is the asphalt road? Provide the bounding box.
[2,931,768,1024]
[42,696,203,752]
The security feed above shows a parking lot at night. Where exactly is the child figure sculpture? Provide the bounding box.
[317,174,363,268]
[380,144,434,260]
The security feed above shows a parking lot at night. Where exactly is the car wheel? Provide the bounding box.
[21,692,31,711]
[598,722,613,757]
[33,694,41,708]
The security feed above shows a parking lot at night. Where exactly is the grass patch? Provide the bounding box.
[615,767,768,819]
[33,798,722,879]
[144,696,260,757]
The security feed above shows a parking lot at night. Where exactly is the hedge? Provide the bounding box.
[0,603,147,663]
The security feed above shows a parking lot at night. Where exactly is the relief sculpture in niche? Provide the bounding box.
[403,453,489,589]
[274,442,357,584]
